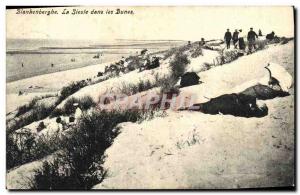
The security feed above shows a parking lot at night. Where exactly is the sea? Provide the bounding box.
[6,39,184,82]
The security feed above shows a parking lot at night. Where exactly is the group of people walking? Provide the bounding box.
[224,28,262,53]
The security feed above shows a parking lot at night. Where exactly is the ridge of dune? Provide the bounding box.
[93,41,294,189]
[58,41,293,111]
[6,40,294,190]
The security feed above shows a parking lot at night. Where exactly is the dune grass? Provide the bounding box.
[191,47,203,58]
[30,109,154,190]
[7,129,62,170]
[118,80,154,96]
[8,103,55,134]
[51,95,96,117]
[58,80,88,103]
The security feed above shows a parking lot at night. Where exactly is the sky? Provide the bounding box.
[6,6,294,41]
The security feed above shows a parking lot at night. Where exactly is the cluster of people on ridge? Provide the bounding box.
[223,28,276,53]
[99,49,160,78]
[224,27,259,53]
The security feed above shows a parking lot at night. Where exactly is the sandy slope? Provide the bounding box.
[6,60,114,113]
[94,97,294,189]
[6,48,219,113]
[93,42,294,189]
[6,41,294,189]
[58,43,293,110]
[6,153,58,189]
[180,42,294,104]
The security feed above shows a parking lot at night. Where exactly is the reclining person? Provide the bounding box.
[146,56,160,70]
[266,31,275,41]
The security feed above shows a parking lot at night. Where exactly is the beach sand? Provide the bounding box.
[6,59,114,113]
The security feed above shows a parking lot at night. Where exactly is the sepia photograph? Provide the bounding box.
[5,6,295,190]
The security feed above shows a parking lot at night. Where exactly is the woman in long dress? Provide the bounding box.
[238,29,246,50]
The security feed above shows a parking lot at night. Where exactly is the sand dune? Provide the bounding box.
[6,40,294,189]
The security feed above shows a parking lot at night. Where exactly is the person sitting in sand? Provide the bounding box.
[123,58,130,73]
[104,65,109,74]
[141,49,148,56]
[119,59,126,73]
[146,56,160,70]
[199,38,206,47]
[266,31,275,41]
[140,55,150,72]
[108,63,120,76]
[112,63,118,71]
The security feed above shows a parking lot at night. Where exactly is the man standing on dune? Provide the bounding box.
[247,27,258,53]
[224,29,232,49]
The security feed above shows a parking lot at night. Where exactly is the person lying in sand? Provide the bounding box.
[179,63,290,117]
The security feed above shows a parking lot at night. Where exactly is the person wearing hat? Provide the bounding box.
[224,29,232,49]
[247,27,258,53]
[232,29,239,49]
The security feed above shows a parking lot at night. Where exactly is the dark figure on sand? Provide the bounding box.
[180,81,289,118]
[179,63,289,118]
[180,72,200,88]
[238,29,245,50]
[224,29,232,49]
[199,38,206,47]
[266,31,275,41]
[146,56,160,70]
[232,29,239,49]
[141,49,148,55]
[247,27,258,53]
[187,41,192,47]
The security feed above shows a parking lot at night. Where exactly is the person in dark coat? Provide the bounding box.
[266,31,275,41]
[199,38,205,47]
[180,72,200,87]
[232,29,239,49]
[180,93,268,118]
[224,29,232,49]
[247,27,258,53]
[258,29,262,36]
[146,56,160,70]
